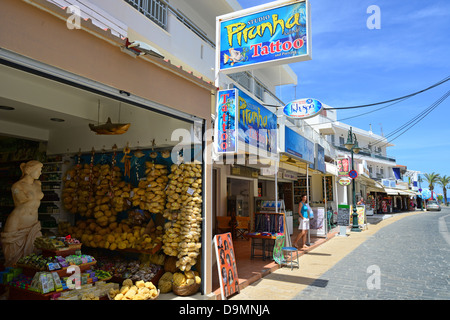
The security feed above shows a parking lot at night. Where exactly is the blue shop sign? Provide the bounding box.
[238,90,277,155]
[316,143,325,173]
[284,126,314,164]
[283,98,323,119]
[217,0,311,73]
[216,89,238,153]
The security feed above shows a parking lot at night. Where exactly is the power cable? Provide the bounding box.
[324,75,450,110]
[376,89,450,147]
[308,96,411,127]
[352,89,450,162]
[274,75,449,126]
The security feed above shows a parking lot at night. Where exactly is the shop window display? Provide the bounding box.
[0,144,204,300]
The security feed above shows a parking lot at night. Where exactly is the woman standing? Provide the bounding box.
[294,195,309,250]
[1,160,44,267]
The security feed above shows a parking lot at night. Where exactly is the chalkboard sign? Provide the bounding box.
[337,205,350,226]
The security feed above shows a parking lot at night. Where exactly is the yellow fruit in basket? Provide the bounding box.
[122,279,133,287]
[173,272,186,286]
[114,293,124,300]
[94,211,104,219]
[97,216,108,227]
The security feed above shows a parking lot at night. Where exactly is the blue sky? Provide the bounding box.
[236,0,450,195]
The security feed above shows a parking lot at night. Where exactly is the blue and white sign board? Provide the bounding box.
[316,143,326,173]
[216,89,238,153]
[284,126,314,164]
[215,89,278,157]
[237,89,278,156]
[283,98,323,119]
[216,0,312,74]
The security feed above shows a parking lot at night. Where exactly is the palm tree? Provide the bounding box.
[423,172,441,203]
[423,172,441,192]
[438,175,450,206]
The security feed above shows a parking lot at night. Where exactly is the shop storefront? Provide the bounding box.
[212,86,287,290]
[279,123,332,237]
[0,0,216,299]
[213,87,278,220]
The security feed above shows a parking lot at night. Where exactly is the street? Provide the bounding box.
[293,207,450,300]
[230,208,450,301]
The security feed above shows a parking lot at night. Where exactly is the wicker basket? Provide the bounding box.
[172,283,200,296]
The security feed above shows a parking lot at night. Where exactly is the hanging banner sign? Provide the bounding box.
[215,89,277,156]
[238,89,278,156]
[216,89,238,153]
[216,0,312,74]
[283,98,323,119]
[284,126,314,163]
[337,158,350,177]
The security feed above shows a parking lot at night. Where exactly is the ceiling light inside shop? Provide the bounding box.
[286,157,296,164]
[50,118,65,122]
[0,106,15,111]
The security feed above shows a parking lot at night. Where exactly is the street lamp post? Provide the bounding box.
[345,127,361,232]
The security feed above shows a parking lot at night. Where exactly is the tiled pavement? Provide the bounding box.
[293,209,450,300]
[229,210,450,300]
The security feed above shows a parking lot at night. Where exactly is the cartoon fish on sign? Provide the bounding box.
[223,48,248,66]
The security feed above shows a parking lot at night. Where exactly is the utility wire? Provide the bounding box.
[271,75,449,126]
[308,96,411,127]
[308,74,449,126]
[352,89,450,162]
[324,75,450,110]
[375,89,450,148]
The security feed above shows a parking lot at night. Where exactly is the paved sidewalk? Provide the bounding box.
[229,211,422,300]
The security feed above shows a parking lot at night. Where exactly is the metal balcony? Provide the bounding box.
[125,0,168,30]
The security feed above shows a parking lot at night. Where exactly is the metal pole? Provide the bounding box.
[275,159,278,209]
[351,147,361,232]
[307,166,311,245]
[323,174,328,235]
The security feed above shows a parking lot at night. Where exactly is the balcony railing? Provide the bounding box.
[334,145,396,163]
[125,0,168,30]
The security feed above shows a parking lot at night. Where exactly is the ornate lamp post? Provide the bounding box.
[345,127,361,232]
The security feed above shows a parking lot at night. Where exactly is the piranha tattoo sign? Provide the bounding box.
[218,0,311,73]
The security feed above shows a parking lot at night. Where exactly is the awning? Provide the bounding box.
[382,188,418,196]
[279,154,314,174]
[366,185,386,193]
[398,189,419,196]
[358,174,385,192]
[384,188,399,195]
[41,0,128,38]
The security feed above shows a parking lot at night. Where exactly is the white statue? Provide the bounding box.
[1,160,44,267]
